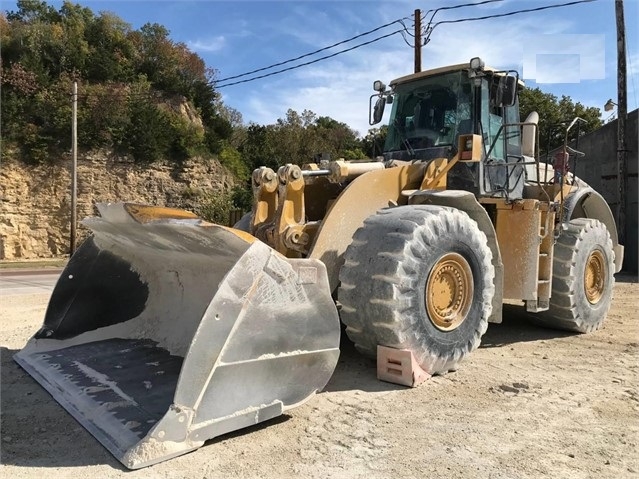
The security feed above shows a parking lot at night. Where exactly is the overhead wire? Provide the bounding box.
[424,0,507,25]
[421,0,507,44]
[217,0,596,88]
[427,0,596,41]
[397,17,416,47]
[216,17,411,83]
[398,18,415,37]
[216,29,403,88]
[419,0,505,20]
[399,31,415,47]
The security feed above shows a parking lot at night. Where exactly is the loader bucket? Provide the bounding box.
[14,203,340,469]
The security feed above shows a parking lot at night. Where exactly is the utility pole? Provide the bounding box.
[70,81,78,255]
[414,9,421,73]
[615,0,627,246]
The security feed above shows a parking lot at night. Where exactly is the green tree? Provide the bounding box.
[218,141,249,179]
[191,186,252,225]
[6,0,60,22]
[194,190,234,225]
[312,115,362,159]
[217,102,246,149]
[519,87,602,153]
[246,109,365,167]
[239,123,279,171]
[58,1,93,76]
[124,95,172,163]
[2,1,232,166]
[85,12,134,81]
[78,83,130,149]
[362,126,388,158]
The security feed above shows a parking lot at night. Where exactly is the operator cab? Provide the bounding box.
[371,58,526,199]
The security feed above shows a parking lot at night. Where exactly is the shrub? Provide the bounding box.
[218,142,249,180]
[195,191,234,225]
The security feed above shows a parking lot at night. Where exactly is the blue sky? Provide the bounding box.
[4,0,638,136]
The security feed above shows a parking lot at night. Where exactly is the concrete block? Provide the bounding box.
[377,345,430,387]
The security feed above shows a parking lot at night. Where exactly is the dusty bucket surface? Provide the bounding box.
[14,203,341,469]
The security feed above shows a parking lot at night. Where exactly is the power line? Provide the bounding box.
[218,0,596,89]
[399,18,416,38]
[420,0,505,19]
[216,29,403,89]
[399,29,415,48]
[429,0,596,36]
[422,0,507,45]
[397,17,417,47]
[216,17,410,83]
[414,0,507,47]
[424,0,507,28]
[401,2,505,48]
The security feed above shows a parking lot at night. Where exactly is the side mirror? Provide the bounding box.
[498,74,517,107]
[370,95,386,125]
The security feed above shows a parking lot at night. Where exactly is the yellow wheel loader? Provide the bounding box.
[15,57,623,468]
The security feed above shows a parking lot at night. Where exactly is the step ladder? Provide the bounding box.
[526,208,555,313]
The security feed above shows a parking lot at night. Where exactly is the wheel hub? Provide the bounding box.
[584,249,606,304]
[425,253,473,331]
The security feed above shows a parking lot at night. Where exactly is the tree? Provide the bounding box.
[2,1,232,165]
[239,123,279,171]
[6,0,60,22]
[125,93,172,163]
[313,115,362,158]
[217,102,246,149]
[519,87,602,154]
[261,109,365,165]
[85,12,134,81]
[362,126,388,158]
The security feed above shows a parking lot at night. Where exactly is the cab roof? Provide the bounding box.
[390,62,526,88]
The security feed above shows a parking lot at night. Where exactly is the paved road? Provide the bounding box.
[0,270,61,296]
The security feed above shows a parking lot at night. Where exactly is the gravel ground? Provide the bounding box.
[1,277,638,479]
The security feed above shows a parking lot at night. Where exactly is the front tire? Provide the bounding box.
[529,218,615,333]
[338,205,495,375]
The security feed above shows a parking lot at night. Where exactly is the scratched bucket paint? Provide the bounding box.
[14,203,340,469]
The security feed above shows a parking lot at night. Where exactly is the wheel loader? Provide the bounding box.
[15,57,623,469]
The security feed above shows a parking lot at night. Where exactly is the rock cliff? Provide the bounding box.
[0,152,234,259]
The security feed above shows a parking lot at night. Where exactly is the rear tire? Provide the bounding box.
[338,205,495,375]
[528,218,615,333]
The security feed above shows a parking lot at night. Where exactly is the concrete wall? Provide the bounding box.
[551,109,638,272]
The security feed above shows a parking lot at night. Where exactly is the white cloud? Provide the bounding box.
[188,36,226,53]
[236,23,512,133]
[228,8,606,136]
[234,49,412,136]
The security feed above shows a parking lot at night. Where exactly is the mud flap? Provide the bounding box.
[14,203,340,469]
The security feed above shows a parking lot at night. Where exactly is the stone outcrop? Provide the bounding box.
[0,152,235,259]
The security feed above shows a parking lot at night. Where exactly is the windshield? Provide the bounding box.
[384,70,472,156]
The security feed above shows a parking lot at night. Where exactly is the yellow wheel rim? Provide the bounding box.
[425,253,473,331]
[584,249,606,304]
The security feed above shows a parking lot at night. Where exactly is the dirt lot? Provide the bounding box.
[1,277,638,479]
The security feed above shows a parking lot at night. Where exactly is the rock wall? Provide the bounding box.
[0,152,235,259]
